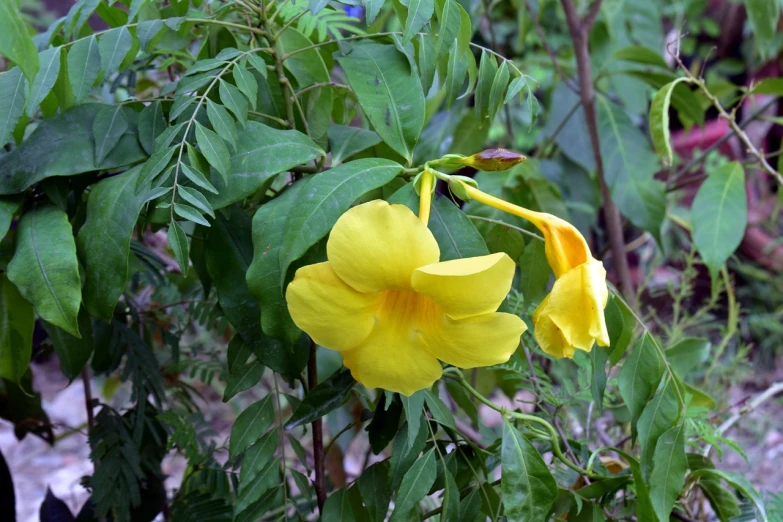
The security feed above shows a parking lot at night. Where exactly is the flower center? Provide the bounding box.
[375,289,439,335]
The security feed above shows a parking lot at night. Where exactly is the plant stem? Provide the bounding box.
[82,367,95,434]
[467,215,544,241]
[560,0,637,311]
[523,0,579,94]
[308,340,326,514]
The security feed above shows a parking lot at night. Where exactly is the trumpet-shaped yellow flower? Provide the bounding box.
[460,183,609,359]
[286,200,527,395]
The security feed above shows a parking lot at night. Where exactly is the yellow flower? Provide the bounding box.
[286,200,527,395]
[459,183,610,359]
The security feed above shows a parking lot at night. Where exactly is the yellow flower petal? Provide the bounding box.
[327,200,440,293]
[422,312,527,368]
[286,262,380,351]
[532,258,610,357]
[412,253,516,320]
[341,320,443,396]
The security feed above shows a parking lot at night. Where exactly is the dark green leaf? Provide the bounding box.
[698,475,741,522]
[691,161,747,279]
[0,197,22,240]
[358,462,391,522]
[195,122,230,182]
[93,105,129,164]
[77,166,153,320]
[389,418,428,490]
[367,392,403,454]
[230,395,275,461]
[181,162,219,195]
[0,68,27,148]
[206,99,238,149]
[138,102,166,156]
[649,78,690,166]
[483,223,525,260]
[650,423,686,522]
[27,47,61,118]
[611,45,669,69]
[223,358,265,402]
[606,294,636,365]
[443,40,468,109]
[518,238,550,307]
[488,61,510,122]
[278,158,403,285]
[416,34,436,94]
[235,458,279,515]
[434,0,461,57]
[401,391,425,450]
[501,419,557,522]
[285,368,356,429]
[637,377,681,477]
[575,477,629,499]
[137,19,163,50]
[246,53,268,79]
[618,332,665,439]
[423,390,456,429]
[613,449,655,521]
[691,469,766,521]
[8,206,81,337]
[43,307,93,381]
[0,0,39,83]
[233,63,258,109]
[336,42,425,164]
[457,489,482,522]
[178,186,214,218]
[328,123,382,165]
[591,345,610,408]
[184,58,225,76]
[219,79,248,127]
[174,202,209,227]
[389,448,437,521]
[240,429,278,483]
[0,105,146,195]
[167,221,189,277]
[402,0,434,41]
[99,26,133,76]
[136,146,176,193]
[68,35,101,104]
[322,488,363,522]
[0,275,35,383]
[474,51,498,126]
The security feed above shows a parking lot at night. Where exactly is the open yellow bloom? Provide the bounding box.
[286,200,527,395]
[460,183,609,359]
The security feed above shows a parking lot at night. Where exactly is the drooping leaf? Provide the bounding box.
[167,221,189,277]
[518,238,550,308]
[690,469,767,521]
[618,332,665,439]
[0,275,35,384]
[336,42,425,165]
[606,294,636,365]
[8,206,82,337]
[691,162,747,279]
[637,377,681,477]
[43,307,93,382]
[206,99,238,149]
[240,429,278,483]
[233,63,258,110]
[195,122,231,182]
[487,61,510,122]
[501,419,558,522]
[138,102,167,156]
[0,104,146,195]
[278,158,403,285]
[400,391,426,450]
[99,26,134,76]
[77,167,152,320]
[27,47,61,118]
[443,40,468,109]
[177,186,214,218]
[434,0,461,57]
[423,390,456,429]
[0,0,40,83]
[229,394,275,461]
[93,105,129,164]
[0,68,27,148]
[649,423,686,522]
[219,79,248,127]
[357,462,391,522]
[285,368,356,429]
[389,419,428,490]
[697,474,742,522]
[416,34,436,94]
[402,0,434,41]
[135,145,176,193]
[223,358,265,402]
[68,35,101,104]
[649,78,690,166]
[328,123,382,165]
[474,51,498,126]
[388,448,437,521]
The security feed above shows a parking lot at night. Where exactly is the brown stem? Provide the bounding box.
[482,0,516,147]
[308,340,326,514]
[560,0,637,310]
[82,367,94,434]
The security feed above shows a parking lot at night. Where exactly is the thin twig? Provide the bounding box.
[482,0,517,147]
[82,367,95,434]
[308,340,326,514]
[560,0,636,310]
[524,0,579,94]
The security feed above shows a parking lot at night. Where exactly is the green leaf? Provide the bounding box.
[195,122,230,182]
[637,377,681,477]
[174,202,209,226]
[0,197,22,240]
[698,474,741,521]
[99,26,133,76]
[618,332,665,439]
[27,47,61,118]
[136,145,176,193]
[178,186,214,218]
[597,98,666,240]
[357,462,391,522]
[219,79,248,127]
[247,181,308,345]
[611,45,669,69]
[487,60,510,122]
[0,68,27,148]
[328,123,382,165]
[229,394,275,461]
[224,358,265,402]
[745,0,779,58]
[206,99,238,150]
[364,0,384,23]
[367,392,403,454]
[606,294,636,365]
[649,78,690,166]
[501,419,557,522]
[518,238,550,307]
[235,458,280,516]
[484,223,525,260]
[591,345,610,408]
[0,104,146,195]
[613,449,655,521]
[337,42,425,165]
[434,0,461,57]
[423,390,456,429]
[167,221,189,277]
[752,77,783,95]
[666,337,710,376]
[8,206,82,337]
[649,423,686,522]
[285,368,356,429]
[181,162,218,195]
[443,40,468,109]
[625,71,705,127]
[246,53,268,79]
[323,488,363,522]
[183,58,225,76]
[240,429,278,483]
[0,0,39,83]
[389,448,437,521]
[77,166,153,320]
[278,158,403,285]
[138,102,166,156]
[389,186,489,260]
[691,162,747,279]
[68,35,101,104]
[402,0,434,41]
[233,63,258,110]
[42,307,93,381]
[690,469,766,521]
[136,19,163,50]
[416,35,436,94]
[474,51,498,126]
[401,391,426,450]
[0,275,35,383]
[389,418,428,490]
[93,105,129,164]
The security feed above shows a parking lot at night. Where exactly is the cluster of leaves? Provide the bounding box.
[0,0,780,521]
